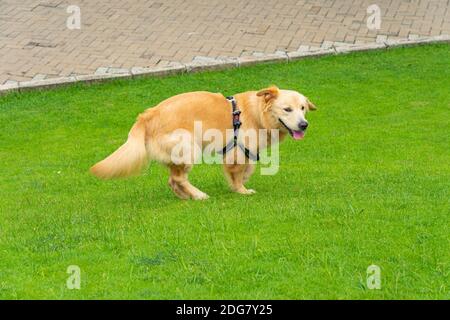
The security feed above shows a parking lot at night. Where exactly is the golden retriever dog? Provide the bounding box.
[90,86,316,200]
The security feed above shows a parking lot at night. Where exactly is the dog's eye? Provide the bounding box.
[284,107,293,112]
[301,106,305,110]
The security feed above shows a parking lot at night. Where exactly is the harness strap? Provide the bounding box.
[239,143,260,162]
[219,96,260,161]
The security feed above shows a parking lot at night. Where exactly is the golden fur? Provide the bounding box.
[91,86,316,200]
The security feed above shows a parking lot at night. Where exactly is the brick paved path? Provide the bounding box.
[1,0,449,85]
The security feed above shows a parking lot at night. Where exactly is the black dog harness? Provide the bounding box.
[219,96,260,161]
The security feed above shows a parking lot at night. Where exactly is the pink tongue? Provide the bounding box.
[292,131,305,140]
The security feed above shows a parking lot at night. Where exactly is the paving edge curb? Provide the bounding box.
[1,35,449,95]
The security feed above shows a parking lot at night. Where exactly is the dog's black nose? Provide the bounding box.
[298,121,308,131]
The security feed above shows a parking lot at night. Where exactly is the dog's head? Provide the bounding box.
[257,86,317,140]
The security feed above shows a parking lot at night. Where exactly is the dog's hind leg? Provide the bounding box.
[168,164,209,200]
[223,164,256,195]
[168,175,190,200]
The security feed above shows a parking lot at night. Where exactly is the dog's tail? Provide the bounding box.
[90,119,149,179]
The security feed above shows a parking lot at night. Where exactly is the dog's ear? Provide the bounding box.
[307,99,317,111]
[257,86,280,103]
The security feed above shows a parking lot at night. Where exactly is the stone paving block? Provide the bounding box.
[0,1,448,89]
[287,48,335,61]
[75,74,126,83]
[386,34,450,47]
[335,42,387,54]
[376,35,388,43]
[130,67,153,76]
[0,81,19,95]
[18,77,78,91]
[185,56,238,72]
[95,67,109,75]
[32,74,47,81]
[238,53,288,67]
[131,63,186,78]
[107,68,130,75]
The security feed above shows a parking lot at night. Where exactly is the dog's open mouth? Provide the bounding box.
[279,119,305,140]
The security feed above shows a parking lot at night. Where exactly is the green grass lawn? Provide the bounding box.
[0,44,449,300]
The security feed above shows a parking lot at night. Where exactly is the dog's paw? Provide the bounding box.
[236,188,256,195]
[192,192,209,200]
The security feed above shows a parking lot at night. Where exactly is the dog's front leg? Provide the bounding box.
[223,164,256,195]
[242,164,255,184]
